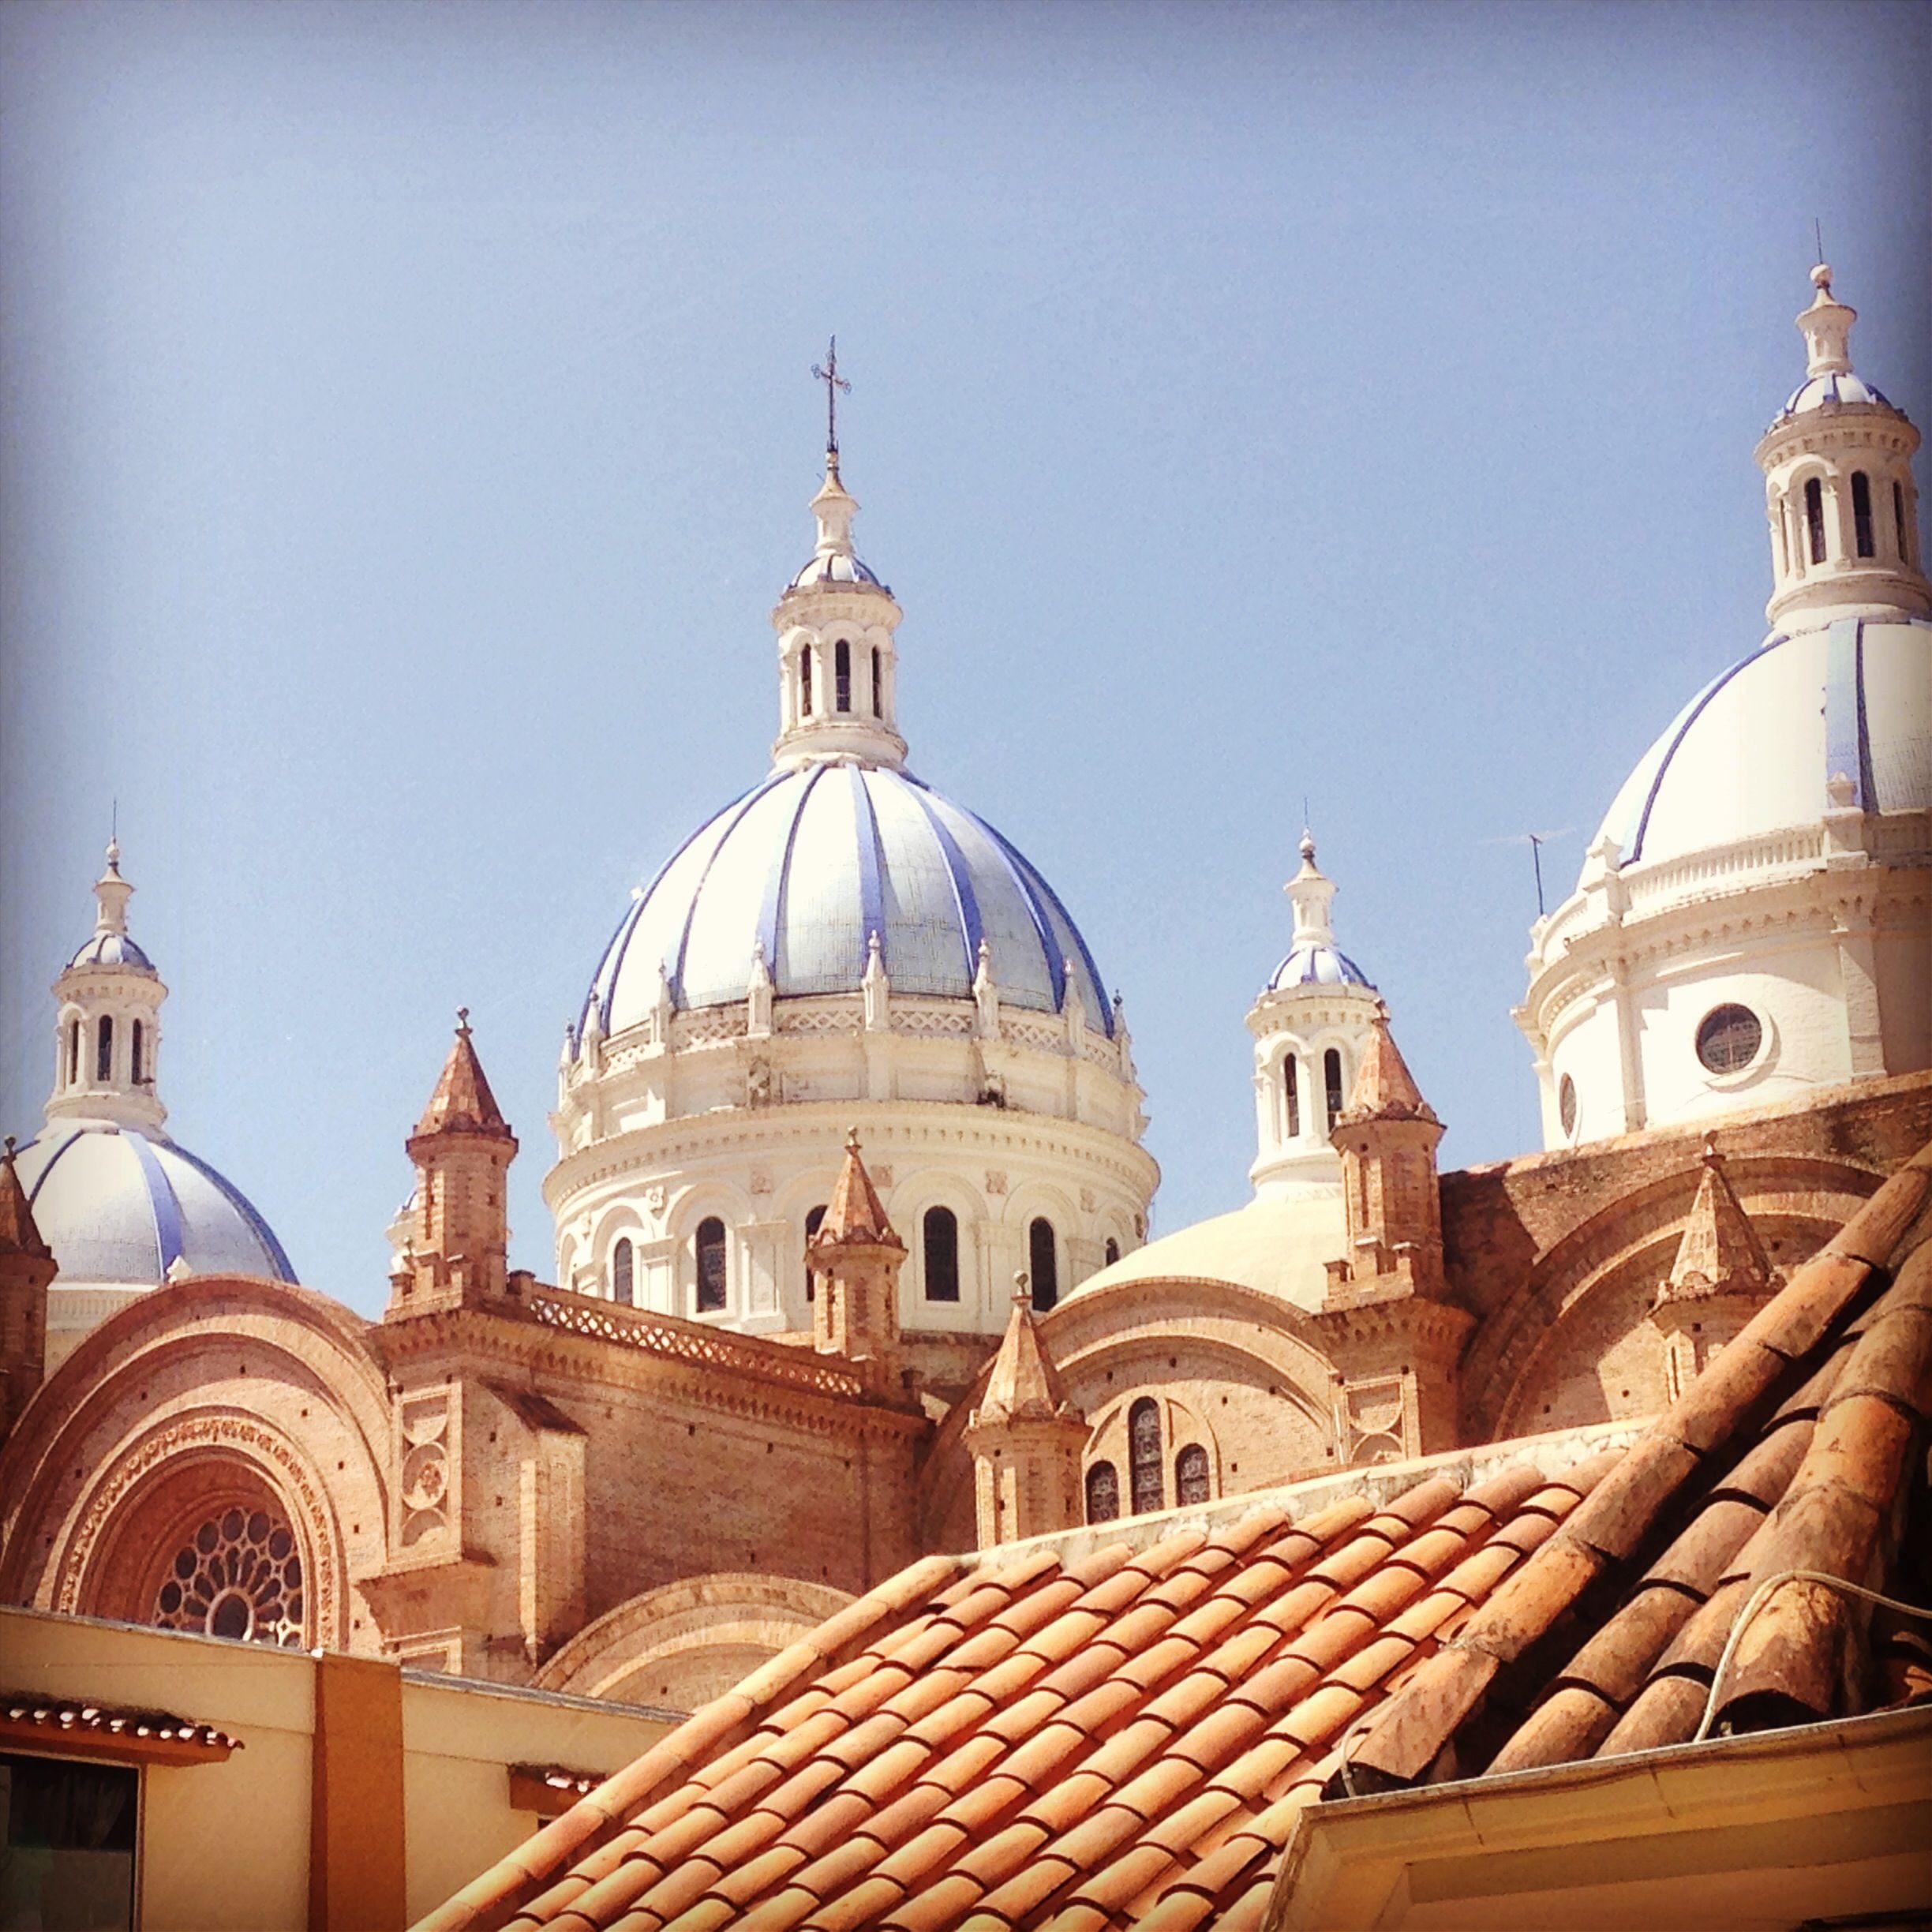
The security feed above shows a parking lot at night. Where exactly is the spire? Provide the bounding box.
[975,1275,1080,1427]
[94,837,133,938]
[1798,262,1855,377]
[813,1130,899,1249]
[1341,1010,1438,1125]
[0,1139,51,1264]
[772,348,908,772]
[414,1009,513,1141]
[1284,830,1338,947]
[1657,1138,1775,1305]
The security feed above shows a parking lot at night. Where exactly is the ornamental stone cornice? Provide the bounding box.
[542,1097,1161,1211]
[1755,403,1919,468]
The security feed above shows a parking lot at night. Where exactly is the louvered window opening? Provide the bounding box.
[1283,1054,1301,1136]
[1324,1047,1345,1131]
[1806,477,1827,564]
[95,1016,114,1083]
[1852,471,1874,557]
[834,639,852,712]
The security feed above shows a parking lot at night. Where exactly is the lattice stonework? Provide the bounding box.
[152,1507,305,1646]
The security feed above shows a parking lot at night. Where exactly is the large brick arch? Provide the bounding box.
[533,1571,855,1710]
[0,1275,393,1653]
[1462,1151,1882,1442]
[918,1275,1344,1549]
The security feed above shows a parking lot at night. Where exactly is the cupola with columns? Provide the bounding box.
[1756,264,1927,627]
[771,342,908,771]
[47,839,167,1134]
[1245,833,1382,1196]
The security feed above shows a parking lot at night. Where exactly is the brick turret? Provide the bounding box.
[388,1011,518,1317]
[808,1132,905,1387]
[964,1275,1088,1547]
[0,1136,56,1439]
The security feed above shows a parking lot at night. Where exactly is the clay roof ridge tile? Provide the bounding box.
[1202,1506,1296,1558]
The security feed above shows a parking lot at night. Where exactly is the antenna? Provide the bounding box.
[1814,218,1825,266]
[1528,833,1547,918]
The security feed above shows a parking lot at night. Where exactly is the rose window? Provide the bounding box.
[152,1507,305,1647]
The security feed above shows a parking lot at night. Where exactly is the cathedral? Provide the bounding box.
[2,265,1929,1927]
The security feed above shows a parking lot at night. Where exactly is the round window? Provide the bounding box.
[1696,1003,1763,1075]
[1558,1074,1578,1137]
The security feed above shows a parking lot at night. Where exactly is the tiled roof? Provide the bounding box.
[975,1290,1078,1427]
[416,1015,514,1140]
[420,1138,1932,1932]
[1,1693,240,1762]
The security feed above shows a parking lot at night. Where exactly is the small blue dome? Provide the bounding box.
[792,552,886,590]
[16,1121,295,1287]
[1773,371,1894,427]
[1270,941,1373,991]
[68,932,154,972]
[581,763,1112,1038]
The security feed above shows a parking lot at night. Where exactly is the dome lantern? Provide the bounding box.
[1755,265,1928,627]
[771,344,909,773]
[47,838,167,1135]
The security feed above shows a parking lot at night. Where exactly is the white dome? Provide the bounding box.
[16,1119,294,1288]
[579,762,1114,1039]
[1072,1193,1342,1313]
[1590,616,1932,874]
[1772,371,1894,425]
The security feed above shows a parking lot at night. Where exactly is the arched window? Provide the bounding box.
[1324,1048,1345,1131]
[1085,1461,1120,1524]
[66,1019,80,1087]
[1282,1054,1301,1137]
[1852,471,1874,557]
[1175,1443,1211,1506]
[131,1020,144,1086]
[1805,476,1826,564]
[152,1505,305,1648]
[834,639,852,712]
[611,1237,634,1306]
[96,1015,114,1083]
[1103,1237,1120,1267]
[871,645,883,717]
[799,644,814,717]
[923,1206,960,1302]
[804,1204,827,1302]
[695,1217,727,1312]
[1898,481,1911,560]
[1128,1398,1163,1515]
[1028,1218,1058,1312]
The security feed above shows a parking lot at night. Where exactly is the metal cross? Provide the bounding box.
[811,336,851,456]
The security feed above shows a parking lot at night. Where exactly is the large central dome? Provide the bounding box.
[580,762,1113,1035]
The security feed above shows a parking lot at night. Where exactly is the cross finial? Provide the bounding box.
[1013,1269,1032,1307]
[811,335,852,460]
[456,1005,471,1037]
[3,1135,16,1161]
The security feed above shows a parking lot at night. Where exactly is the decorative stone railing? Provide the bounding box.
[525,1287,869,1400]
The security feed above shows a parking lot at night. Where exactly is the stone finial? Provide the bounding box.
[1799,262,1856,377]
[1284,830,1338,946]
[1657,1137,1775,1305]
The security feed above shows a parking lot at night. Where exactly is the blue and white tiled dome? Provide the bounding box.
[15,1121,295,1288]
[1592,615,1932,874]
[67,930,154,971]
[791,551,886,590]
[1269,940,1373,991]
[579,763,1114,1039]
[1773,370,1894,427]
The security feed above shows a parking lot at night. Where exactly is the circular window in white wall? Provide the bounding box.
[1558,1074,1578,1138]
[1696,1003,1764,1076]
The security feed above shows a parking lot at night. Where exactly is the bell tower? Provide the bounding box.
[1756,264,1928,627]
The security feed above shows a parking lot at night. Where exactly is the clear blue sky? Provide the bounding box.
[3,1,1926,1317]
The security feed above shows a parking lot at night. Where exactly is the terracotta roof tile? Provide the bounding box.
[413,1017,514,1141]
[812,1133,900,1250]
[424,1139,1932,1932]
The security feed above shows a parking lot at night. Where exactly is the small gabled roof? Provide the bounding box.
[414,1011,513,1142]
